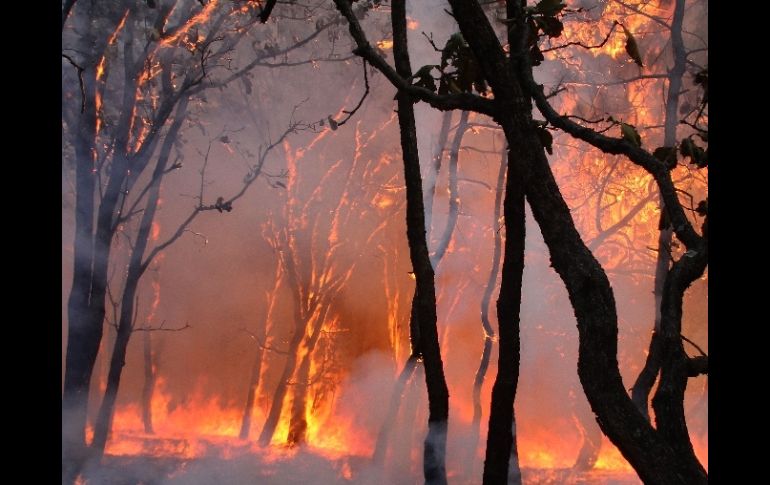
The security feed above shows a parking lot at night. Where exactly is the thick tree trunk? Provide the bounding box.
[482,145,526,485]
[467,149,506,475]
[652,247,708,476]
[392,2,449,483]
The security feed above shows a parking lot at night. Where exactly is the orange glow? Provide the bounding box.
[77,1,706,482]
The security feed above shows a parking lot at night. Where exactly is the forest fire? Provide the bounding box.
[63,1,707,484]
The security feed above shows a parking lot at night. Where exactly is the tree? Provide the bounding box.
[62,0,346,479]
[331,0,707,483]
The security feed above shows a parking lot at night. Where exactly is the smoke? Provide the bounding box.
[63,0,707,482]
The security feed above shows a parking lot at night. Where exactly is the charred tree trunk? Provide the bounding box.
[392,1,449,482]
[630,0,685,422]
[467,148,506,475]
[482,142,526,484]
[90,99,187,458]
[141,330,156,434]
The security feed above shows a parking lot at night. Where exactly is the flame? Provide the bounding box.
[79,2,706,481]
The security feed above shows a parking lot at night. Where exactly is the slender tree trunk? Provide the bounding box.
[482,144,526,485]
[258,313,307,446]
[141,331,156,434]
[573,412,603,470]
[424,111,453,236]
[287,305,332,446]
[630,0,685,422]
[372,355,419,465]
[392,2,449,482]
[90,99,187,458]
[467,148,506,476]
[239,346,265,440]
[372,292,421,463]
[431,110,469,267]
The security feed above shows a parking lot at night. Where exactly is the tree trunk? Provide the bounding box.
[239,345,265,440]
[630,0,686,422]
[258,313,307,446]
[287,305,332,446]
[372,292,421,464]
[467,148,506,476]
[444,1,706,482]
[482,144,526,485]
[392,2,449,483]
[372,355,419,465]
[424,111,453,236]
[431,110,469,266]
[90,99,187,458]
[62,63,99,483]
[651,247,708,476]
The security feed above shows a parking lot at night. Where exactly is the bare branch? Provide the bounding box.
[336,60,370,128]
[542,21,619,53]
[521,66,703,250]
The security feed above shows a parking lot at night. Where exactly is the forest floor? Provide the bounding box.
[79,451,642,484]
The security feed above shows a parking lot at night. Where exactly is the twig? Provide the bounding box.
[542,21,619,53]
[681,334,707,357]
[241,327,289,355]
[134,320,191,332]
[336,60,370,127]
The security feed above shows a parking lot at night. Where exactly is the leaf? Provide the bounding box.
[412,65,438,92]
[529,44,545,66]
[537,126,554,155]
[328,116,338,131]
[536,16,564,38]
[679,138,707,168]
[620,123,641,147]
[653,146,677,169]
[621,25,643,67]
[695,199,708,216]
[535,0,567,16]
